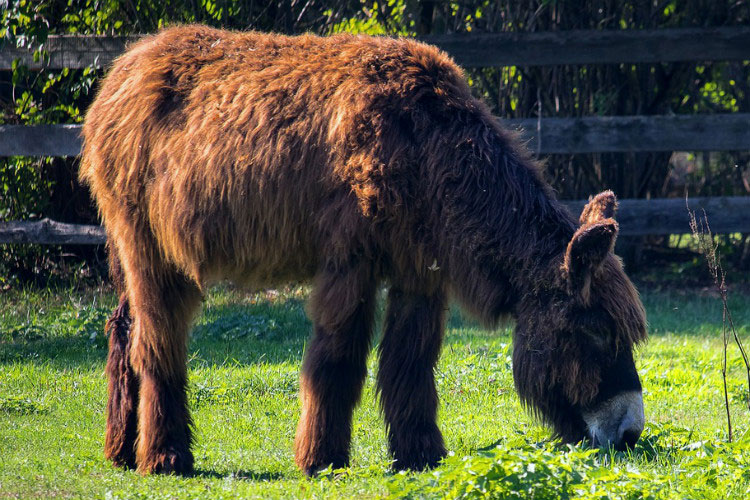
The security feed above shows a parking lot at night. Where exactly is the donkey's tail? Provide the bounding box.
[104,240,139,468]
[107,240,127,297]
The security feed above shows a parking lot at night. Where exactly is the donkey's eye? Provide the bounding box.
[574,308,614,344]
[581,328,609,349]
[582,318,612,337]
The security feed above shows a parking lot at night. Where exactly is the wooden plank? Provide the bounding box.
[0,124,82,157]
[2,114,749,157]
[2,197,748,244]
[0,218,106,245]
[1,27,749,71]
[562,196,750,236]
[506,114,750,154]
[423,26,750,67]
[0,35,136,70]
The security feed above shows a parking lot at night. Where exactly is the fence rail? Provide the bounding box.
[2,113,750,157]
[2,197,747,244]
[0,219,106,245]
[1,27,749,70]
[0,35,135,70]
[423,26,750,67]
[0,124,82,157]
[563,196,750,236]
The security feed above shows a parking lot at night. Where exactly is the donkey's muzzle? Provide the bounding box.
[582,390,644,451]
[614,405,643,450]
[616,427,642,451]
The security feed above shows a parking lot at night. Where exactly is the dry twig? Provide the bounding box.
[687,197,750,443]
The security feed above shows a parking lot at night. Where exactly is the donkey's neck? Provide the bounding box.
[436,122,577,325]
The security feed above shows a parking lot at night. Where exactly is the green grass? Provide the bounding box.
[1,285,749,499]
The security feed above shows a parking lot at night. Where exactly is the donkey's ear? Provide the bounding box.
[563,219,618,298]
[579,190,617,225]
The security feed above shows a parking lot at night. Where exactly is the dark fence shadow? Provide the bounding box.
[3,287,746,372]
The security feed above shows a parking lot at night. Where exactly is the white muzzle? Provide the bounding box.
[582,390,644,450]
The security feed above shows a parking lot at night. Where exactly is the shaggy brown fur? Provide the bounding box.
[103,242,139,468]
[80,25,647,475]
[104,292,138,468]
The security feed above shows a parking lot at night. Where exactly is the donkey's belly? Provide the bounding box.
[187,209,320,289]
[147,161,326,289]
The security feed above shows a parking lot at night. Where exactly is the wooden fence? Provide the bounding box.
[1,27,749,243]
[5,114,749,157]
[2,196,747,245]
[3,27,749,70]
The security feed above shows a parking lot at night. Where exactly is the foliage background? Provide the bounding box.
[1,0,749,283]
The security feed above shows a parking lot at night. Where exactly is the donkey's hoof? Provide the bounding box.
[106,450,137,470]
[105,434,138,470]
[299,456,349,477]
[137,447,194,475]
[391,429,447,471]
[392,451,445,471]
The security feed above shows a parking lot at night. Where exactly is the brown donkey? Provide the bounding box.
[80,25,647,475]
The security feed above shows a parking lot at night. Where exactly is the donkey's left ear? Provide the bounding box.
[564,219,618,298]
[579,190,617,225]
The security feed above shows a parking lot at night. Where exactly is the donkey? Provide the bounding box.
[79,25,647,475]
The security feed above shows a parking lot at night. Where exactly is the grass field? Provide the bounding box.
[1,284,750,499]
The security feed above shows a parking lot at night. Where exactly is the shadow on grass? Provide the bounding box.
[191,468,287,481]
[0,298,313,369]
[0,335,106,368]
[5,288,745,370]
[189,299,310,366]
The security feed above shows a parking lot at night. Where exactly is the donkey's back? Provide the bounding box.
[81,25,462,287]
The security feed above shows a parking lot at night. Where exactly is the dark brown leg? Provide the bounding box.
[104,294,139,468]
[378,288,447,470]
[294,262,375,475]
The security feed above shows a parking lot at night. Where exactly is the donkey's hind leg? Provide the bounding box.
[115,236,203,475]
[104,293,139,468]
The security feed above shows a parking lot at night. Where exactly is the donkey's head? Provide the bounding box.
[513,191,647,451]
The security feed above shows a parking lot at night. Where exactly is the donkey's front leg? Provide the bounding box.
[378,288,447,470]
[294,263,376,476]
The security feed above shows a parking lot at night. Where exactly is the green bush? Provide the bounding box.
[387,424,750,500]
